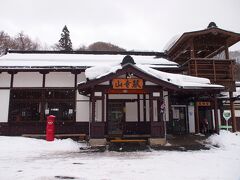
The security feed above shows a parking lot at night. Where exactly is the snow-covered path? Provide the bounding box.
[0,131,240,180]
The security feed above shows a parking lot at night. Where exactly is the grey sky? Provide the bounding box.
[0,0,240,51]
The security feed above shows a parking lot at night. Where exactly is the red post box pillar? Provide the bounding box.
[46,115,55,141]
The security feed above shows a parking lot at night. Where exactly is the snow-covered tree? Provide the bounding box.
[58,25,73,51]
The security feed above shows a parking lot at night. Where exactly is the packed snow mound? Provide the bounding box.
[0,136,86,158]
[206,130,240,150]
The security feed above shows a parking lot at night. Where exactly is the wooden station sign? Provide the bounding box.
[197,101,211,107]
[108,89,146,94]
[112,78,143,90]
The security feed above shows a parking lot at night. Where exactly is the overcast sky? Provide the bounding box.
[0,0,240,51]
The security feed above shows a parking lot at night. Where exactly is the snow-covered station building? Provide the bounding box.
[0,23,239,145]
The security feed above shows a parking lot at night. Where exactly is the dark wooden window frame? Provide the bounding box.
[8,88,76,122]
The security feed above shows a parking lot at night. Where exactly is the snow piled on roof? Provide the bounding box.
[163,34,181,52]
[85,64,122,80]
[84,63,223,89]
[0,53,177,68]
[220,87,240,98]
[136,65,223,88]
[220,81,240,98]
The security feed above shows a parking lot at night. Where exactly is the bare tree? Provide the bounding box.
[76,45,87,51]
[12,32,40,50]
[235,63,240,81]
[0,31,12,54]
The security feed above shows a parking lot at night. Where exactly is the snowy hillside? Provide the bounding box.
[230,50,240,63]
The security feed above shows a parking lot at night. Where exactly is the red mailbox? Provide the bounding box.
[46,115,55,141]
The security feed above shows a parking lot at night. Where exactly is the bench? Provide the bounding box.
[22,134,87,140]
[110,139,147,143]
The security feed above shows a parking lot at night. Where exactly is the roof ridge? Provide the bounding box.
[7,50,167,57]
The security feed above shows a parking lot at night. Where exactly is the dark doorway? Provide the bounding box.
[107,101,125,137]
[198,107,213,133]
[167,106,188,134]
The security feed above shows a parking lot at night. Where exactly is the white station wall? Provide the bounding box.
[235,110,240,117]
[76,94,90,122]
[45,72,74,87]
[146,95,150,122]
[139,95,144,122]
[188,105,195,133]
[0,90,10,122]
[77,73,86,83]
[0,72,11,87]
[163,91,169,121]
[76,102,89,122]
[13,72,42,87]
[95,100,102,122]
[126,102,138,122]
[153,100,158,122]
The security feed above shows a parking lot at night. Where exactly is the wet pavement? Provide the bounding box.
[82,134,211,152]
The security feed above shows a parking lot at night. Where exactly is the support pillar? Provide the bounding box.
[89,95,106,146]
[229,92,237,132]
[149,93,166,146]
[213,95,219,133]
[195,101,200,133]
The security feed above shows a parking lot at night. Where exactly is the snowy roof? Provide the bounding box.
[0,52,178,69]
[163,25,240,52]
[84,63,223,89]
[220,87,240,99]
[163,34,181,52]
[236,81,240,87]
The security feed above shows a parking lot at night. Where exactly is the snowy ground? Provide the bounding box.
[0,131,240,180]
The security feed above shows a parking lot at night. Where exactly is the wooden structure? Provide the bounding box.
[0,23,239,144]
[165,22,240,132]
[78,55,223,142]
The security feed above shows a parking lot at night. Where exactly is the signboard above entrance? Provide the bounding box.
[112,78,143,89]
[197,102,211,107]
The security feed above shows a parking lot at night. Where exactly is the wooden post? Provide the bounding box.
[74,73,78,122]
[229,91,237,132]
[92,96,96,123]
[10,73,14,88]
[40,90,45,122]
[157,99,160,122]
[213,60,216,83]
[190,39,197,76]
[213,95,219,133]
[195,101,200,133]
[149,93,153,122]
[40,72,46,122]
[143,94,146,122]
[137,94,140,122]
[190,39,195,59]
[225,45,229,59]
[102,93,105,123]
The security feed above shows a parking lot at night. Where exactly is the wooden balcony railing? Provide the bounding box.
[182,58,236,91]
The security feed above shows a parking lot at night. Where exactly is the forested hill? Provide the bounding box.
[230,50,240,63]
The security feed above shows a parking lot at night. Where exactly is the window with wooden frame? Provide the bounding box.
[9,89,75,122]
[44,89,75,121]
